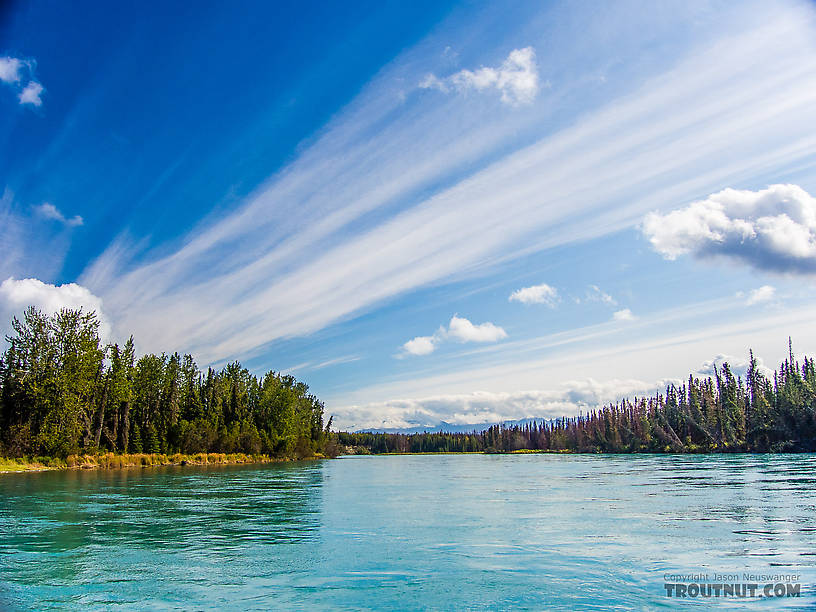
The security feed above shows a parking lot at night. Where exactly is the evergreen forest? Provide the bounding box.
[3,306,816,461]
[340,341,816,454]
[0,307,328,459]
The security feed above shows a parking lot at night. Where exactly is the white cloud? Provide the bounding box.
[420,47,540,105]
[586,284,616,306]
[329,297,816,427]
[279,354,361,373]
[403,335,437,356]
[80,8,816,367]
[447,315,507,343]
[696,353,772,380]
[0,57,23,83]
[745,285,776,306]
[418,73,447,92]
[643,184,816,274]
[343,346,783,429]
[0,56,44,107]
[0,189,23,279]
[613,308,636,321]
[18,81,44,107]
[0,277,109,342]
[401,315,506,357]
[34,203,83,227]
[312,355,361,370]
[509,282,559,306]
[333,378,673,430]
[1,188,76,283]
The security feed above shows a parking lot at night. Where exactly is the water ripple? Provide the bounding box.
[1,455,815,610]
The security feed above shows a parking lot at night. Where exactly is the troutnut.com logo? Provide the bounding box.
[663,573,801,598]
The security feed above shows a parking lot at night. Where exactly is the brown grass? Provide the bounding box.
[0,452,308,473]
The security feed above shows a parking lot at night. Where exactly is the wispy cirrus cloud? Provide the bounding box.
[81,5,816,368]
[744,285,776,306]
[584,285,616,306]
[278,354,361,374]
[1,189,74,282]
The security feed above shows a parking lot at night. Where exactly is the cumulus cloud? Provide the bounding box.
[643,184,816,274]
[0,57,23,83]
[401,315,506,356]
[420,47,540,105]
[447,315,507,342]
[509,282,558,306]
[0,277,109,342]
[613,308,636,321]
[696,353,772,380]
[18,81,44,107]
[34,203,83,227]
[403,335,437,356]
[335,378,675,430]
[0,56,44,107]
[744,285,776,306]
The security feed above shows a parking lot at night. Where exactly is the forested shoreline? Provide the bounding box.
[3,307,816,466]
[341,341,816,455]
[0,307,330,460]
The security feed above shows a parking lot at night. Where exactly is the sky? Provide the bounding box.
[2,0,816,430]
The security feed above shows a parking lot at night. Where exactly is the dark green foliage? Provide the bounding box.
[340,341,816,455]
[129,421,143,453]
[0,307,326,458]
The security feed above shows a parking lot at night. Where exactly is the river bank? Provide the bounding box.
[0,451,325,473]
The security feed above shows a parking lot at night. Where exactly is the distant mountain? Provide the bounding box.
[354,417,550,435]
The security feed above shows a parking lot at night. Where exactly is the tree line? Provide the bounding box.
[339,341,816,454]
[0,307,328,458]
[4,305,814,460]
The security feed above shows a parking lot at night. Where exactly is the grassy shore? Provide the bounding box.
[0,451,324,473]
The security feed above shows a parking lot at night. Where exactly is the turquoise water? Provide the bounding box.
[1,454,815,610]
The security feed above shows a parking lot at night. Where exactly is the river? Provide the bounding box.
[1,454,814,610]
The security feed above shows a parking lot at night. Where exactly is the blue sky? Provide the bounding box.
[2,0,816,429]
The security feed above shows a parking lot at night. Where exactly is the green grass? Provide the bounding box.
[0,456,62,472]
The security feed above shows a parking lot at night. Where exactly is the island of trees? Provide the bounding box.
[341,341,816,455]
[0,307,329,463]
[2,306,816,467]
